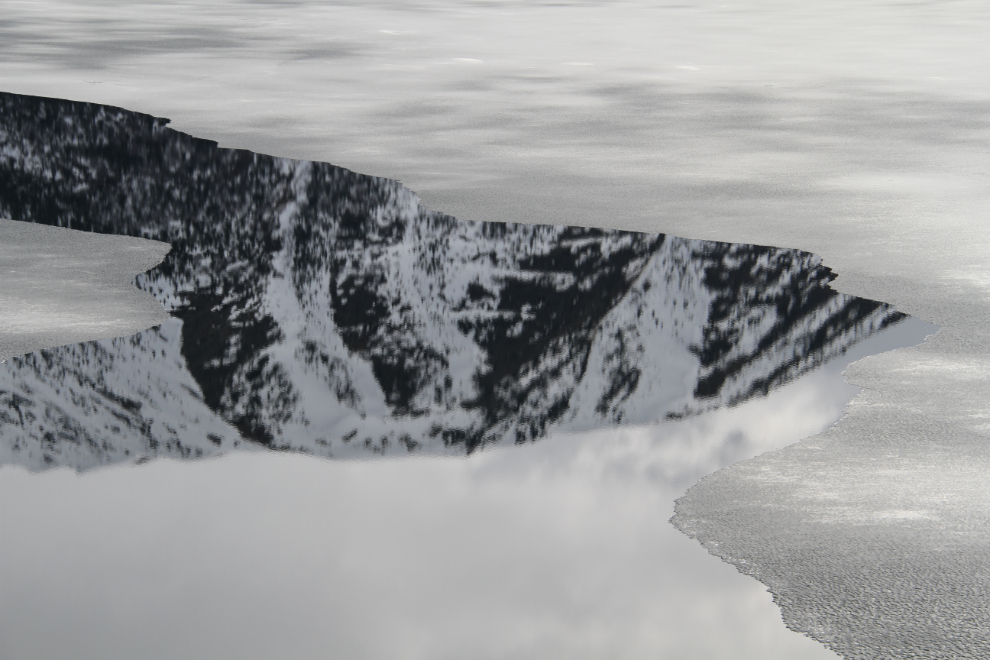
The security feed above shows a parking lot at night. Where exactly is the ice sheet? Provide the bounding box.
[2,0,989,656]
[0,220,169,362]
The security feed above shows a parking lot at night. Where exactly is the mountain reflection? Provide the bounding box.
[0,92,904,471]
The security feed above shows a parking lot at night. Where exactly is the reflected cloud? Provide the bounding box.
[0,416,844,660]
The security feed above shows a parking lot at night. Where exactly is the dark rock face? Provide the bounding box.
[0,91,904,470]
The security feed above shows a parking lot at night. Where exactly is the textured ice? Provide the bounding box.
[671,335,990,659]
[0,219,169,362]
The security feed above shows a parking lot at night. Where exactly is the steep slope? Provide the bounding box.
[0,91,904,470]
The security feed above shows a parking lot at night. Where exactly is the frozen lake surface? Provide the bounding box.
[0,91,933,659]
[0,219,169,362]
[1,1,989,658]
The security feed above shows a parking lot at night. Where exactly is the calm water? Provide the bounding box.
[0,91,937,659]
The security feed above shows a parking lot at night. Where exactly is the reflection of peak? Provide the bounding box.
[0,91,907,471]
[690,244,901,405]
[454,230,666,449]
[0,323,236,472]
[172,290,288,445]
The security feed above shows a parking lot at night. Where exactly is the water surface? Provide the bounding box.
[0,91,935,659]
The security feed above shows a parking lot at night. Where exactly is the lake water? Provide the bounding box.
[0,90,938,659]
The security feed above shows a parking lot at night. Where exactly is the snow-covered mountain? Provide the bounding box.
[0,91,904,471]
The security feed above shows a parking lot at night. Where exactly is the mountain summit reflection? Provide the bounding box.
[0,92,904,471]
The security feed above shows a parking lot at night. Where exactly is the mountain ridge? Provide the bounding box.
[0,91,904,471]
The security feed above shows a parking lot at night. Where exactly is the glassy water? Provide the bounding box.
[0,91,933,658]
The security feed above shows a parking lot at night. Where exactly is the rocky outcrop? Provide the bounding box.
[0,91,904,470]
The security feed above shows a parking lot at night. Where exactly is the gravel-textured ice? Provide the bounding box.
[0,219,169,362]
[671,335,990,659]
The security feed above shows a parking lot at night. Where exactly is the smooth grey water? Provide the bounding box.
[1,1,988,658]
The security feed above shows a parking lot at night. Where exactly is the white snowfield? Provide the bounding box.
[1,1,989,658]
